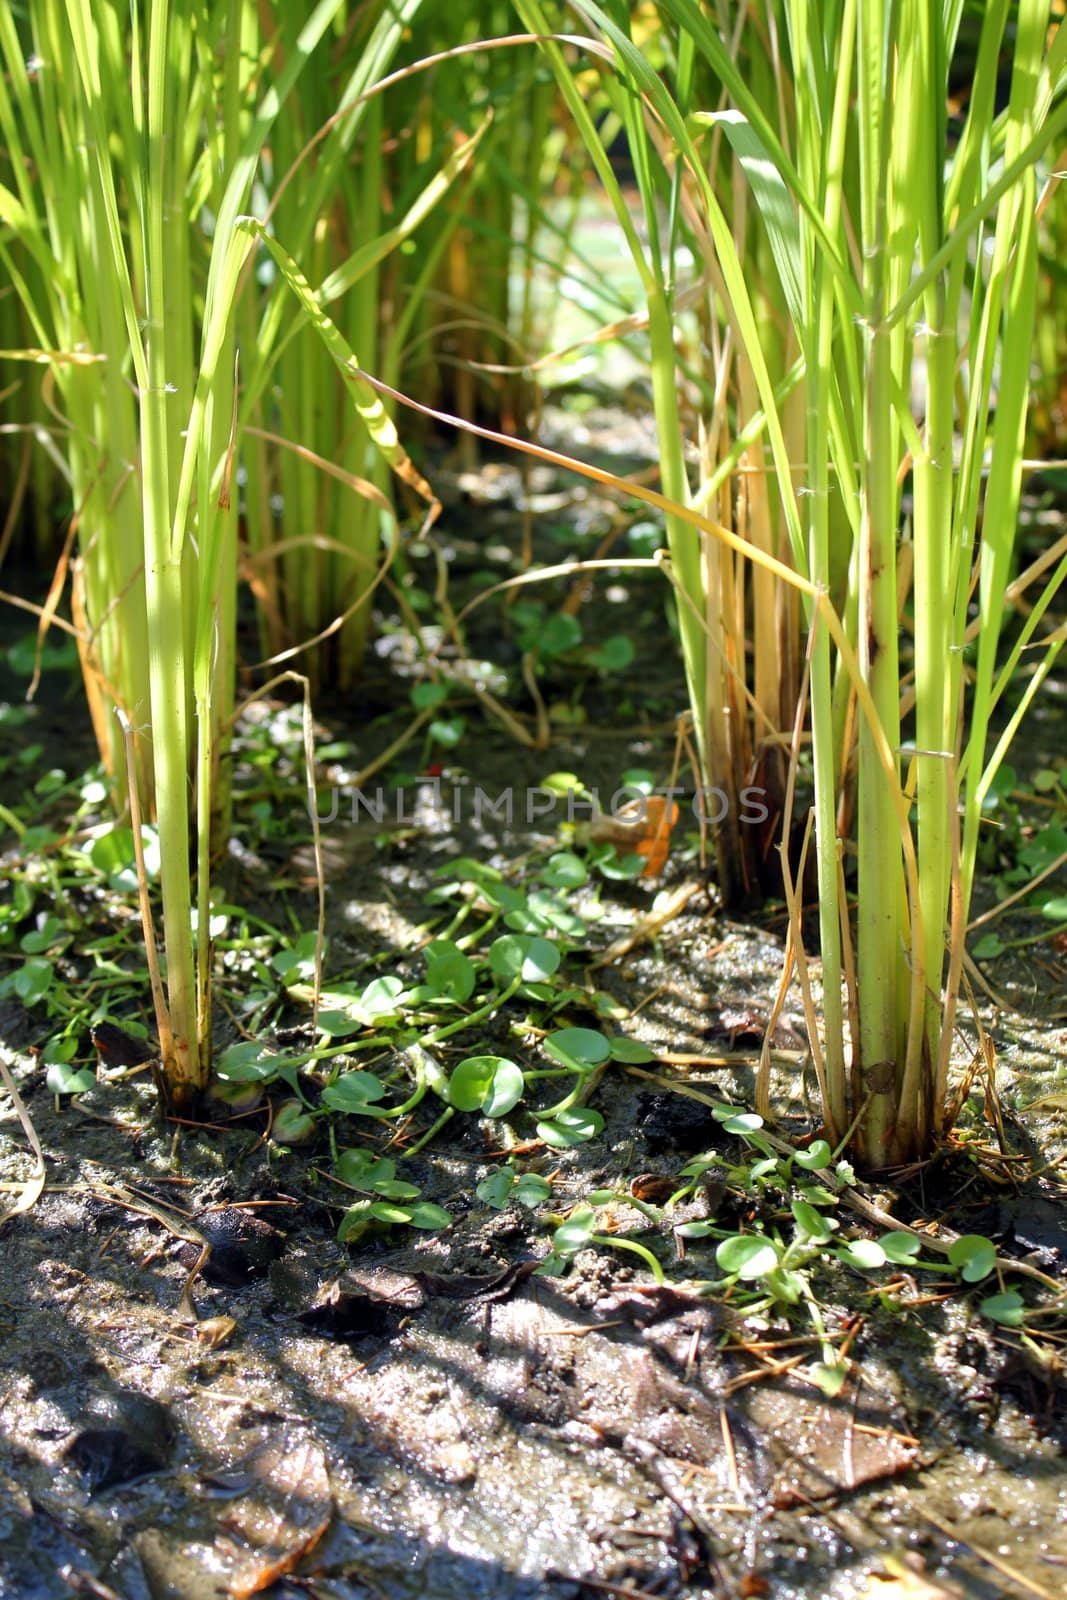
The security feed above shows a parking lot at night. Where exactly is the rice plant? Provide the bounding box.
[0,0,438,1103]
[239,0,434,689]
[520,0,1067,1166]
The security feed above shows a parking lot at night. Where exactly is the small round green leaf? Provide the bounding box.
[794,1140,832,1171]
[411,681,450,711]
[448,1055,525,1117]
[608,1036,655,1064]
[216,1041,290,1083]
[46,1061,95,1096]
[537,613,582,657]
[322,1072,388,1113]
[879,1231,922,1263]
[271,930,320,983]
[525,891,586,937]
[424,940,477,1003]
[536,1107,604,1147]
[588,634,635,673]
[513,1173,553,1208]
[271,1100,315,1144]
[374,1179,421,1200]
[554,1206,596,1255]
[720,1112,765,1134]
[336,1149,394,1189]
[20,916,68,956]
[477,1168,517,1209]
[369,1201,414,1225]
[15,958,53,1005]
[979,1290,1025,1327]
[316,1007,366,1038]
[836,1239,887,1271]
[674,1220,718,1239]
[359,976,406,1020]
[489,934,560,983]
[543,1028,611,1071]
[428,715,465,748]
[41,1037,78,1065]
[541,771,583,796]
[539,851,587,889]
[716,1235,779,1279]
[407,1202,452,1230]
[948,1234,997,1283]
[480,883,527,915]
[591,844,647,879]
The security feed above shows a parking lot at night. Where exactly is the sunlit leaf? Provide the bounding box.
[447,1055,525,1117]
[45,1061,95,1095]
[716,1234,779,1278]
[543,1028,611,1071]
[947,1234,997,1283]
[536,1107,604,1147]
[489,934,561,983]
[554,1206,596,1254]
[836,1240,887,1271]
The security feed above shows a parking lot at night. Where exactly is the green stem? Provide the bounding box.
[405,1106,455,1157]
[591,1233,665,1284]
[422,977,523,1044]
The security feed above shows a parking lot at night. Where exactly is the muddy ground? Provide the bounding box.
[2,456,1067,1600]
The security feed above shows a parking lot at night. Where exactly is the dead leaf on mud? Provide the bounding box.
[294,1266,423,1338]
[195,1315,238,1349]
[487,1280,917,1508]
[213,1434,331,1599]
[745,1374,919,1507]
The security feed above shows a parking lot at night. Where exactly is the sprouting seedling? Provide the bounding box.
[543,1201,666,1284]
[476,1164,553,1211]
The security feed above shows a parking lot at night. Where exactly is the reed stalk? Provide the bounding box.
[527,0,1066,1165]
[0,0,393,1101]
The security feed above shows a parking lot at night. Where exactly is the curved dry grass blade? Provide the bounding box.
[236,218,439,524]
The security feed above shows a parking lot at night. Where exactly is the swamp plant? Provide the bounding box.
[521,0,1067,1167]
[0,0,458,1102]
